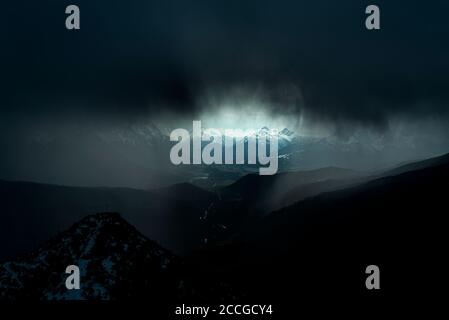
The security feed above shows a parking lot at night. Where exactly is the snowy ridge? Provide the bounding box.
[0,213,175,300]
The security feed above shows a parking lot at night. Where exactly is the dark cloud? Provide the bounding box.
[1,0,449,186]
[1,0,448,124]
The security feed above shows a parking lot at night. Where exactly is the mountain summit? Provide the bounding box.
[0,213,178,300]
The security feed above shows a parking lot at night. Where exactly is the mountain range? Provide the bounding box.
[0,152,448,306]
[3,122,446,190]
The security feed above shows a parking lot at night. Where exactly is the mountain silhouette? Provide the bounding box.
[0,213,178,301]
[221,166,362,214]
[0,181,217,260]
[0,212,244,305]
[3,153,448,262]
[382,152,449,177]
[0,152,448,309]
[194,167,366,246]
[187,153,449,307]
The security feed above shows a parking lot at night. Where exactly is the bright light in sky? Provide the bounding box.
[155,86,333,138]
[197,85,300,132]
[201,105,295,132]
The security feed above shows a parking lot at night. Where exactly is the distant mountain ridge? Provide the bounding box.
[1,152,448,303]
[193,152,449,303]
[1,152,448,264]
[5,121,446,189]
[220,166,363,214]
[383,152,449,177]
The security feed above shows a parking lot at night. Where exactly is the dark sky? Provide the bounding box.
[0,1,449,186]
[1,0,448,124]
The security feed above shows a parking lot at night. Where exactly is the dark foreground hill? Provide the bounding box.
[0,167,361,260]
[0,213,178,300]
[187,156,449,307]
[0,153,447,311]
[0,212,240,305]
[0,181,217,260]
[1,153,448,310]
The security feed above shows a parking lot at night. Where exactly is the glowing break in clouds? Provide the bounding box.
[197,84,303,132]
[170,121,279,175]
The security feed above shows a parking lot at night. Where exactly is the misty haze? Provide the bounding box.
[0,0,448,311]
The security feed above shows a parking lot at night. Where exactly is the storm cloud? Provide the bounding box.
[1,0,449,187]
[1,0,448,125]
